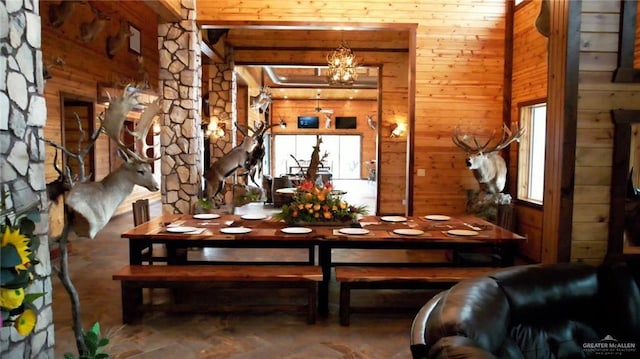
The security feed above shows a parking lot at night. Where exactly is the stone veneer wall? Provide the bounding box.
[206,55,235,202]
[0,0,55,357]
[158,0,202,214]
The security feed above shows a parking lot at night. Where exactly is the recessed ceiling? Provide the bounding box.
[203,27,408,101]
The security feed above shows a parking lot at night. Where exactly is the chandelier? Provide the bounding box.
[327,41,358,85]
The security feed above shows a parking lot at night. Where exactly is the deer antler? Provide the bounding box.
[100,85,158,163]
[452,127,493,154]
[127,98,160,141]
[452,124,524,154]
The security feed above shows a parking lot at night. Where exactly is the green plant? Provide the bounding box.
[64,322,110,359]
[1,196,44,335]
[197,198,213,210]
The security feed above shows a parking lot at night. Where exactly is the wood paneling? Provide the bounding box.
[509,0,548,261]
[575,0,640,263]
[198,0,506,217]
[42,1,161,234]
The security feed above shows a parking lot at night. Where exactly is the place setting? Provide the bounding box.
[334,227,371,236]
[280,227,313,234]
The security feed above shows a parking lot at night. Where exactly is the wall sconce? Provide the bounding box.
[206,119,225,139]
[390,122,406,137]
[279,116,287,128]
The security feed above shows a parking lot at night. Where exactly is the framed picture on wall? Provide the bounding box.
[129,25,141,54]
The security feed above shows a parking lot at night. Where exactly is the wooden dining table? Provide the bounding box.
[121,213,526,316]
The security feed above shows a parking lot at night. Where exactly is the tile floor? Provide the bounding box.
[51,183,440,359]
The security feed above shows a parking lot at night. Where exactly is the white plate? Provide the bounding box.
[220,227,252,234]
[393,229,425,236]
[241,214,267,220]
[193,213,220,219]
[425,215,451,221]
[381,215,407,222]
[338,228,370,235]
[166,226,199,233]
[281,227,313,234]
[447,229,479,236]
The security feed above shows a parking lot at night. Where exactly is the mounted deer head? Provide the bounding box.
[452,124,524,194]
[106,20,132,58]
[48,0,84,28]
[43,86,160,239]
[46,149,73,202]
[250,87,272,114]
[80,5,110,43]
[367,114,377,130]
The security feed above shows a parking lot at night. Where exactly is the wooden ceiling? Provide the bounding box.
[203,27,409,101]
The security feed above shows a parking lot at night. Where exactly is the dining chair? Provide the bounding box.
[132,199,153,264]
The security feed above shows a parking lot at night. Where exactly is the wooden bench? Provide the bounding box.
[113,265,323,324]
[334,266,498,326]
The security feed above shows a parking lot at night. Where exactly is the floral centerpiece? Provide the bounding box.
[276,180,367,225]
[275,136,367,225]
[1,202,43,336]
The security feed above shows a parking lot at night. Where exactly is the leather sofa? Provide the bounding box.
[410,261,640,358]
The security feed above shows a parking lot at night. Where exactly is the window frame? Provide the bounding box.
[516,99,547,206]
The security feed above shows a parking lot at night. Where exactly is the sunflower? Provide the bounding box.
[14,309,36,335]
[1,227,31,271]
[0,287,25,309]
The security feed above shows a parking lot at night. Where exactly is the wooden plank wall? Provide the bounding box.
[574,0,640,265]
[270,99,377,178]
[509,0,548,262]
[232,49,409,214]
[41,1,160,235]
[199,0,507,216]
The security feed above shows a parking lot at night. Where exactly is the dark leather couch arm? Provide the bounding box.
[410,292,443,359]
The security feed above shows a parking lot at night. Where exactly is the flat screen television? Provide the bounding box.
[335,116,357,129]
[297,116,319,129]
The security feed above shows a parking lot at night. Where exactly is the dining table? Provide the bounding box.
[121,213,526,316]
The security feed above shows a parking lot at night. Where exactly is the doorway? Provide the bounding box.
[60,94,95,181]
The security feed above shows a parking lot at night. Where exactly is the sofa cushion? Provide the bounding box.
[490,263,599,326]
[597,261,640,341]
[426,277,510,354]
[509,320,599,359]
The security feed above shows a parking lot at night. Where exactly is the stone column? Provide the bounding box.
[205,55,236,204]
[0,0,54,357]
[158,0,202,214]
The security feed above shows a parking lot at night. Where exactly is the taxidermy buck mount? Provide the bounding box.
[250,87,272,114]
[48,0,84,28]
[43,86,160,239]
[42,86,159,357]
[106,20,133,58]
[204,121,276,206]
[80,4,110,43]
[452,124,525,194]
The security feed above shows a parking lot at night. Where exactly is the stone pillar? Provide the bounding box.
[158,0,202,214]
[0,0,54,357]
[206,56,236,203]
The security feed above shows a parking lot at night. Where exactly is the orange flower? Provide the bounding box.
[313,204,321,211]
[299,180,314,191]
[305,203,313,209]
[323,211,332,219]
[292,211,298,218]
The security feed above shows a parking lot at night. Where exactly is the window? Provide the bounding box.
[517,102,546,204]
[273,135,362,179]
